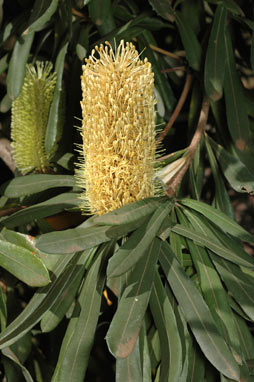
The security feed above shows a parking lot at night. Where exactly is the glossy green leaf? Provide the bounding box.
[150,269,183,381]
[0,192,80,228]
[0,253,78,349]
[204,4,227,100]
[89,197,163,226]
[107,201,172,277]
[224,29,254,167]
[88,0,116,36]
[233,313,254,361]
[45,41,68,155]
[37,223,126,254]
[208,137,254,194]
[115,339,143,382]
[179,198,254,244]
[159,241,240,380]
[171,224,253,268]
[53,244,108,382]
[140,30,175,111]
[40,250,88,332]
[205,136,234,218]
[2,346,33,382]
[212,256,254,321]
[175,12,201,71]
[25,0,59,34]
[0,239,50,286]
[7,32,34,100]
[106,238,161,358]
[1,174,76,198]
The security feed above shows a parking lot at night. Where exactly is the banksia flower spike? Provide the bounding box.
[76,40,158,215]
[11,61,57,174]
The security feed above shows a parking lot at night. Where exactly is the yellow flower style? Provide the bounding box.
[11,61,57,174]
[76,40,158,215]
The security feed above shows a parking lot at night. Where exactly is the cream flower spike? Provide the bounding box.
[11,61,57,175]
[76,40,159,215]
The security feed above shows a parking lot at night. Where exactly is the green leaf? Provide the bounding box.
[40,250,88,332]
[175,12,201,71]
[115,339,143,382]
[89,197,163,226]
[45,40,68,156]
[224,29,254,167]
[212,256,254,322]
[106,238,161,358]
[0,93,12,113]
[0,253,78,349]
[148,0,174,19]
[187,340,205,382]
[0,193,80,228]
[88,0,116,36]
[107,201,172,277]
[0,239,50,286]
[150,269,183,381]
[25,0,59,34]
[159,241,240,380]
[205,136,234,218]
[233,313,254,361]
[208,136,254,194]
[2,345,33,382]
[0,174,76,198]
[36,223,126,254]
[179,198,254,244]
[52,244,108,382]
[139,322,152,382]
[171,223,253,268]
[204,4,227,100]
[7,32,34,100]
[139,30,175,112]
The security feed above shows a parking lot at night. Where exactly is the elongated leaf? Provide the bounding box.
[1,192,80,228]
[175,12,201,71]
[179,198,254,244]
[106,238,161,358]
[224,29,254,168]
[40,253,87,332]
[151,269,183,382]
[171,224,253,268]
[205,136,234,218]
[187,340,205,382]
[0,239,50,286]
[53,244,108,382]
[0,253,79,349]
[159,241,240,380]
[7,32,34,100]
[45,40,68,155]
[234,313,254,361]
[204,4,227,100]
[115,339,143,382]
[88,0,116,35]
[107,201,172,277]
[148,0,174,20]
[140,30,175,111]
[37,223,126,254]
[139,322,152,382]
[1,174,75,198]
[89,197,163,226]
[212,256,254,321]
[2,346,33,382]
[25,0,59,34]
[208,136,254,194]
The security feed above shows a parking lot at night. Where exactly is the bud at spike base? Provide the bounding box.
[76,40,160,216]
[11,61,57,175]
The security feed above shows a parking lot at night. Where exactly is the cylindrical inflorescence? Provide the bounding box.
[11,61,57,174]
[76,40,157,215]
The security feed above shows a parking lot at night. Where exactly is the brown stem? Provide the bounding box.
[165,97,210,197]
[156,73,193,147]
[161,66,186,73]
[149,44,184,61]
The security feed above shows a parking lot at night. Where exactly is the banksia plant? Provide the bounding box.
[11,61,57,174]
[76,40,158,215]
